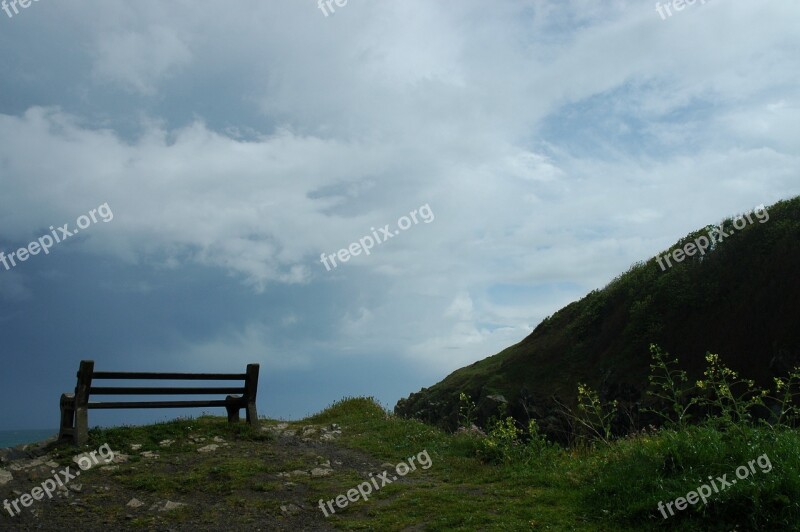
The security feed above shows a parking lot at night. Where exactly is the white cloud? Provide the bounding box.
[1,0,799,383]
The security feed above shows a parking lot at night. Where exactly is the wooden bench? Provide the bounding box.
[59,360,260,445]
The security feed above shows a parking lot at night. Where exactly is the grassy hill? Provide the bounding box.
[395,197,800,440]
[2,397,798,530]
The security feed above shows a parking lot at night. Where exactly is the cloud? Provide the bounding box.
[0,108,405,289]
[172,322,312,371]
[1,0,799,425]
[92,26,192,95]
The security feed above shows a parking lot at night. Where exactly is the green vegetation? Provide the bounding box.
[396,197,800,440]
[86,418,274,497]
[280,346,797,529]
[303,396,593,530]
[567,345,800,529]
[580,425,799,530]
[295,353,800,530]
[323,345,800,530]
[46,358,798,530]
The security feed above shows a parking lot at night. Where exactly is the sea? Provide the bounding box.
[0,429,57,449]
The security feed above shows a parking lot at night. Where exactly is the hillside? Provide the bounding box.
[395,197,800,438]
[2,399,797,530]
[0,405,609,531]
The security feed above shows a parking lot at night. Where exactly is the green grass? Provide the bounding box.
[578,425,800,530]
[304,397,619,530]
[58,416,275,498]
[60,398,800,530]
[304,396,800,530]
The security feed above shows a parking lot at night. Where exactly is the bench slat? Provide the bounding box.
[90,387,246,395]
[87,399,242,409]
[92,371,247,380]
[60,361,260,445]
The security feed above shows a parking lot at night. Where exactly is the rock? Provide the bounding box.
[100,465,119,472]
[302,428,317,437]
[290,470,309,477]
[456,424,486,437]
[319,424,341,441]
[159,439,174,447]
[163,501,186,511]
[8,457,51,472]
[111,453,130,464]
[310,468,332,477]
[0,469,12,486]
[212,436,226,443]
[127,498,145,509]
[275,423,289,430]
[197,444,219,453]
[140,451,159,459]
[68,483,82,492]
[283,429,296,437]
[0,441,55,465]
[129,444,142,451]
[149,500,187,512]
[280,503,301,516]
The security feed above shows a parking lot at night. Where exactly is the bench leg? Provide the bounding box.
[75,406,89,446]
[73,360,94,446]
[246,402,259,429]
[58,393,76,442]
[244,363,259,429]
[225,395,241,423]
[226,395,258,428]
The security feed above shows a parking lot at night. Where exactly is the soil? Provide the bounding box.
[0,423,394,531]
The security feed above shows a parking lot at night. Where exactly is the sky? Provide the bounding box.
[0,0,798,431]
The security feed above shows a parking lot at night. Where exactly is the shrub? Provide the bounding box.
[695,353,767,432]
[646,344,696,429]
[477,416,521,464]
[576,383,618,444]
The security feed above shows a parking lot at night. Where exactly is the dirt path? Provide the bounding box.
[0,421,396,531]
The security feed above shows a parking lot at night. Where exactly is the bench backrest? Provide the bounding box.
[74,360,260,410]
[60,360,260,445]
